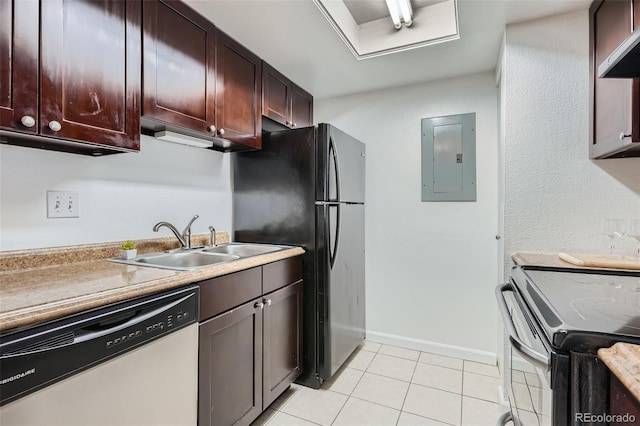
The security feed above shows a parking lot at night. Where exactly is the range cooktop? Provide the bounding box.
[511,266,640,352]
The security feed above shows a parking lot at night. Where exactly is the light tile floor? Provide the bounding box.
[252,341,510,426]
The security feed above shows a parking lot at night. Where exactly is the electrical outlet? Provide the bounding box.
[47,191,79,218]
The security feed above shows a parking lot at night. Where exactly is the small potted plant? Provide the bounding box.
[120,240,137,260]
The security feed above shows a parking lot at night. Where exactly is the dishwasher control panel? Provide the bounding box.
[0,286,198,406]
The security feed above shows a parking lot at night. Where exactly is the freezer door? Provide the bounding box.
[317,124,365,203]
[317,203,365,380]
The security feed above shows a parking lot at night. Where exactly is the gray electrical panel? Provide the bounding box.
[421,113,476,202]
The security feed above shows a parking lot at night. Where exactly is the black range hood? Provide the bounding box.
[598,26,640,78]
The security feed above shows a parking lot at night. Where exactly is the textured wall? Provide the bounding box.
[503,10,640,276]
[0,136,232,250]
[316,73,500,362]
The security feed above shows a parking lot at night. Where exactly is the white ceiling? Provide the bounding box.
[184,0,592,100]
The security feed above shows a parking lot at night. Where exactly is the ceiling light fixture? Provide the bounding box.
[385,0,413,30]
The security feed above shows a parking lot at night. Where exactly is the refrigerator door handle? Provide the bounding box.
[329,136,341,202]
[326,204,341,270]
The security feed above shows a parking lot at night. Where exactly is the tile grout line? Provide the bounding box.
[395,356,420,426]
[460,363,465,426]
[327,390,349,426]
[348,394,404,413]
[362,369,464,398]
[276,410,325,426]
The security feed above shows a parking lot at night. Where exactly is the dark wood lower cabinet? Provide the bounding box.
[197,257,303,426]
[263,280,303,408]
[198,298,263,426]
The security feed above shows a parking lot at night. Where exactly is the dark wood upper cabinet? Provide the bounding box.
[41,0,141,151]
[215,32,262,149]
[142,0,215,133]
[142,0,261,151]
[1,0,141,155]
[590,0,640,158]
[0,0,39,135]
[292,86,314,130]
[262,61,313,130]
[263,62,291,127]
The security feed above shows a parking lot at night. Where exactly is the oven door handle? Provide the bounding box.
[496,411,513,426]
[496,283,550,372]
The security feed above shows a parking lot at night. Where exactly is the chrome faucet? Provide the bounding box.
[153,215,199,249]
[209,226,217,247]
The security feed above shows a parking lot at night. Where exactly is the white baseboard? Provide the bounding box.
[366,330,498,366]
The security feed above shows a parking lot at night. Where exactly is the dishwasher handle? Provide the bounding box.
[74,293,193,343]
[2,292,195,358]
[495,283,550,371]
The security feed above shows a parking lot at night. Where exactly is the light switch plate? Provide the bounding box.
[47,191,79,218]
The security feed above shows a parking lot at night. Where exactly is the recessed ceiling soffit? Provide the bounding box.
[313,0,459,60]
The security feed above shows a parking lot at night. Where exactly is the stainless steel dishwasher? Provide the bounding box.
[0,285,199,426]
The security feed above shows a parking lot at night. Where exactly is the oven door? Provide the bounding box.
[496,283,553,426]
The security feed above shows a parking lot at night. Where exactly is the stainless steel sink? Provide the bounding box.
[108,243,289,271]
[202,243,282,257]
[135,252,239,270]
[110,251,238,271]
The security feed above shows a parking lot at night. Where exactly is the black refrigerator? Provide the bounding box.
[232,123,366,388]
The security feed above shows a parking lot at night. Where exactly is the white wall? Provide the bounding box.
[316,73,500,362]
[0,135,232,250]
[503,10,640,276]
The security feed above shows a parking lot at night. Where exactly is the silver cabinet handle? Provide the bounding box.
[20,115,36,128]
[495,284,550,371]
[292,123,298,128]
[285,121,291,126]
[263,298,272,306]
[218,128,225,136]
[208,125,216,133]
[254,301,264,309]
[48,120,62,132]
[620,132,632,141]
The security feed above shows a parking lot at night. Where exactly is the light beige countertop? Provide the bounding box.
[512,252,579,269]
[598,343,640,403]
[0,234,304,332]
[512,252,639,272]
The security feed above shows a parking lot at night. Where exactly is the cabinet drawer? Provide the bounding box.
[263,257,303,294]
[199,267,262,321]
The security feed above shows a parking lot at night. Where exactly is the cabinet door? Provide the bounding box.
[0,0,38,133]
[291,84,313,128]
[142,0,216,134]
[590,0,640,158]
[198,298,263,426]
[40,0,141,150]
[262,280,303,408]
[635,0,640,30]
[215,31,262,149]
[262,61,291,127]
